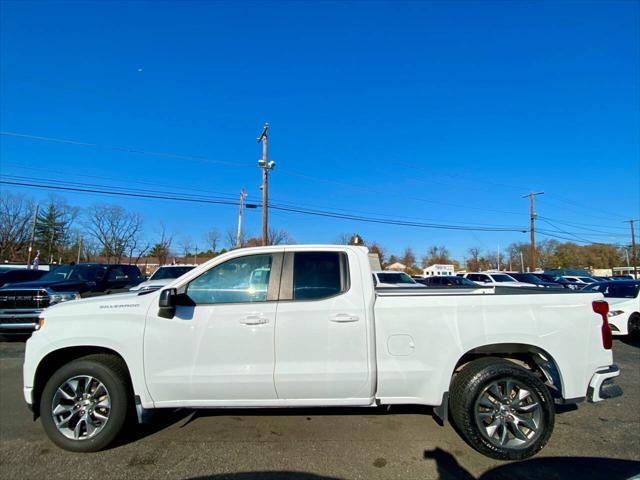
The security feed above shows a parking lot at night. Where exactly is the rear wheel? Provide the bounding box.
[40,354,130,452]
[449,357,554,460]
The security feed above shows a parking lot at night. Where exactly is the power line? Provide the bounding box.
[537,217,600,244]
[0,169,525,228]
[0,130,526,216]
[536,230,622,246]
[0,178,529,233]
[536,197,632,224]
[0,131,249,168]
[537,216,629,233]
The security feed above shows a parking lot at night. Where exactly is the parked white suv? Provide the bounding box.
[460,272,537,287]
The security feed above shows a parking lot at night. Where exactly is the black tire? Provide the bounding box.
[39,354,131,452]
[449,357,554,461]
[628,313,640,338]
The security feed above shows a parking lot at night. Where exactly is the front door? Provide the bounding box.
[144,252,283,405]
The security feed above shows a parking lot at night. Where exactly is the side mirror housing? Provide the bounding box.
[158,288,177,319]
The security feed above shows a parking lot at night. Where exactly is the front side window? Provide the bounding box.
[187,254,272,304]
[293,252,344,300]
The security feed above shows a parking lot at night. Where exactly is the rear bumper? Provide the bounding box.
[587,365,623,402]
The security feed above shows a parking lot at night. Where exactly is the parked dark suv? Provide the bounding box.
[0,268,48,288]
[0,263,143,335]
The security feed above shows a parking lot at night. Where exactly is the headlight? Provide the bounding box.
[608,310,624,317]
[49,291,81,305]
[35,315,45,330]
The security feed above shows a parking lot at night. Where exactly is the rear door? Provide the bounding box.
[274,249,371,402]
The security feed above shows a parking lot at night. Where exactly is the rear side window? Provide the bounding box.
[107,267,127,281]
[293,252,347,300]
[122,265,142,280]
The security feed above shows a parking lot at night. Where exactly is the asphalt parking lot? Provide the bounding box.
[0,338,638,480]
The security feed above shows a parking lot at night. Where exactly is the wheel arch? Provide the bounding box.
[32,346,134,418]
[451,343,565,400]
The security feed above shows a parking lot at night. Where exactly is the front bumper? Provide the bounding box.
[0,309,42,333]
[587,365,623,402]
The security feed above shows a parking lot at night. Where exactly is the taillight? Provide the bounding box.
[593,300,612,350]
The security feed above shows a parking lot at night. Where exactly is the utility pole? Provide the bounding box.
[626,219,638,279]
[497,244,500,271]
[77,237,82,264]
[257,123,275,246]
[236,189,246,248]
[26,205,39,269]
[520,251,525,273]
[522,191,544,272]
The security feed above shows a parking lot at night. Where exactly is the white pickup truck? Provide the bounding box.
[23,245,622,460]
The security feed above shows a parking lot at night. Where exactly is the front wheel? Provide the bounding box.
[39,354,131,452]
[628,313,640,338]
[449,357,555,460]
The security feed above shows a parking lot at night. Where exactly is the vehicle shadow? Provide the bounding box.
[617,336,640,348]
[171,403,434,423]
[176,448,640,480]
[115,408,193,447]
[117,401,579,448]
[184,474,341,480]
[113,404,436,447]
[423,447,640,480]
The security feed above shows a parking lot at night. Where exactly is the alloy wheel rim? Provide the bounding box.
[473,378,543,449]
[51,375,111,440]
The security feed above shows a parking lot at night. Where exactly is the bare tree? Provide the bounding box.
[335,233,352,245]
[127,237,150,265]
[205,228,220,252]
[421,245,452,267]
[178,236,194,263]
[226,227,246,249]
[267,227,294,246]
[0,192,35,261]
[149,223,173,266]
[85,204,143,263]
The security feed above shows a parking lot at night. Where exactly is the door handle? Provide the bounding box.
[330,313,359,323]
[240,314,269,325]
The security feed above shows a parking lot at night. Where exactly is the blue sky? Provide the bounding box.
[1,0,638,261]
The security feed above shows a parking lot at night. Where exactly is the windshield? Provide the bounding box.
[40,264,108,283]
[584,282,639,298]
[490,274,516,282]
[579,277,597,284]
[512,273,542,284]
[376,273,416,284]
[150,266,194,280]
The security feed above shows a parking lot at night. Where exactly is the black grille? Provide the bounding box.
[0,289,50,309]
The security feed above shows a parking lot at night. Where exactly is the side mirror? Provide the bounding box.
[158,288,177,319]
